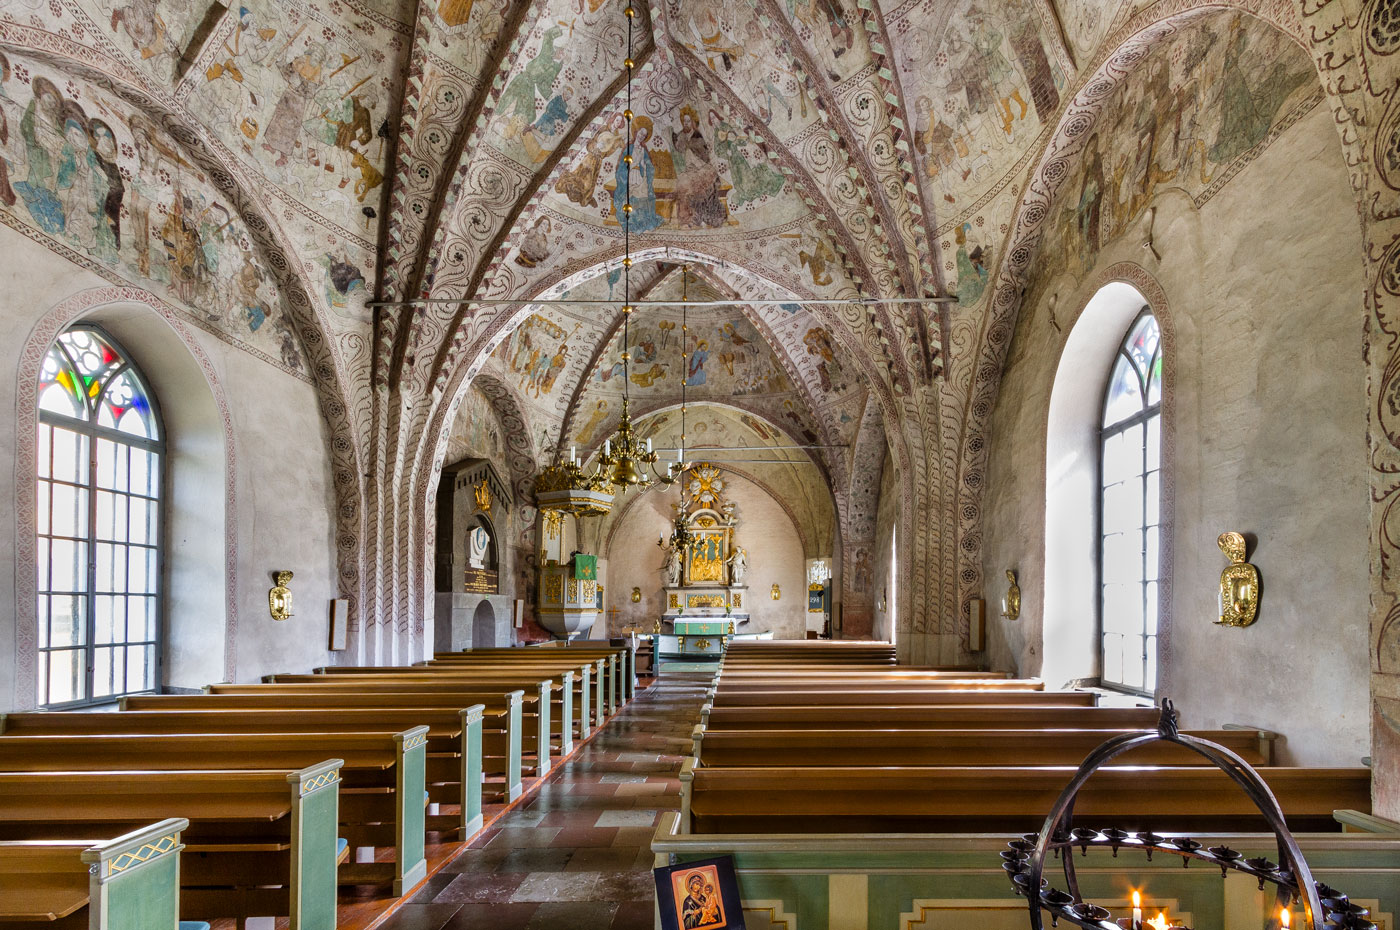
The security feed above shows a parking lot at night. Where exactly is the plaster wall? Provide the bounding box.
[603,472,808,640]
[979,106,1369,764]
[871,451,899,644]
[0,224,339,708]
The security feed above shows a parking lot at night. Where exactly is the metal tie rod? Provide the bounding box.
[366,296,959,307]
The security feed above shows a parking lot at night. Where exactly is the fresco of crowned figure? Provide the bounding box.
[710,109,783,206]
[614,117,664,234]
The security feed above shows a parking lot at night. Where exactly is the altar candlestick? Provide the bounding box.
[646,438,652,453]
[1281,908,1291,930]
[1132,891,1142,930]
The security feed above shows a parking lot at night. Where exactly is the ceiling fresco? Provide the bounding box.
[5,0,1372,657]
[1024,11,1320,306]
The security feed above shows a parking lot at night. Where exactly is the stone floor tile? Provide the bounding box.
[563,845,644,872]
[441,902,540,930]
[374,902,464,930]
[524,900,620,929]
[496,847,575,873]
[432,870,528,904]
[594,809,658,828]
[509,870,604,902]
[610,899,658,929]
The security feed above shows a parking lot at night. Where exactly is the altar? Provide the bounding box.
[652,465,754,668]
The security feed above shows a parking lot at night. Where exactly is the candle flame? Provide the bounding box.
[1281,909,1291,930]
[1148,913,1169,930]
[1133,891,1142,909]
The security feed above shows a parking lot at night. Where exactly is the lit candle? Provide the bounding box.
[647,437,653,453]
[570,445,577,464]
[1281,908,1291,930]
[677,446,684,463]
[1149,913,1169,930]
[1132,891,1142,930]
[604,439,611,456]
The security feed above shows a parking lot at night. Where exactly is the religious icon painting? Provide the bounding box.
[654,856,746,930]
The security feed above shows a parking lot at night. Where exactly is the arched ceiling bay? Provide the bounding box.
[474,260,871,492]
[597,402,838,557]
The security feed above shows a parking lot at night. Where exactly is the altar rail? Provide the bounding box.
[650,812,1400,930]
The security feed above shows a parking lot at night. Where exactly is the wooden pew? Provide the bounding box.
[708,689,1092,707]
[242,675,562,767]
[0,728,430,894]
[711,678,1047,693]
[1,705,494,834]
[0,819,190,930]
[677,760,1372,834]
[702,704,1152,731]
[440,643,637,703]
[310,659,604,736]
[422,652,617,721]
[0,762,344,929]
[689,726,1274,767]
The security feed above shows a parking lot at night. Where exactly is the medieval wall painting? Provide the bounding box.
[497,313,577,399]
[0,50,306,372]
[894,0,1068,212]
[1030,14,1320,296]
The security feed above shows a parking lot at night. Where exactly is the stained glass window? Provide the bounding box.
[1099,312,1161,695]
[37,326,163,707]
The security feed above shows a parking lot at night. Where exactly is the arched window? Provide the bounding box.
[36,326,164,707]
[1099,312,1161,694]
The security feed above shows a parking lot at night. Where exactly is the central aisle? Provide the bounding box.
[378,675,707,930]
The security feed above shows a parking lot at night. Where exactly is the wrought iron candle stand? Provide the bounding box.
[1003,701,1375,930]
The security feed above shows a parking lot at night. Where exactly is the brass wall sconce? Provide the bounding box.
[1215,531,1260,627]
[630,586,642,603]
[771,583,781,601]
[269,570,294,621]
[1001,569,1020,621]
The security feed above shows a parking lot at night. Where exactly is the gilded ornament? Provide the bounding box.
[544,575,563,603]
[1001,569,1020,621]
[473,478,492,513]
[1216,532,1260,627]
[631,586,642,603]
[269,571,294,621]
[669,593,680,608]
[770,583,781,601]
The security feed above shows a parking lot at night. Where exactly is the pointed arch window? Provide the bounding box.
[1099,312,1161,695]
[36,326,164,707]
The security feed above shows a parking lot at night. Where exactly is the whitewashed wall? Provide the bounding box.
[0,225,340,709]
[979,107,1369,765]
[602,471,808,639]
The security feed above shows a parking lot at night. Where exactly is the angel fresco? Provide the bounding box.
[710,110,783,206]
[498,25,565,124]
[555,113,624,207]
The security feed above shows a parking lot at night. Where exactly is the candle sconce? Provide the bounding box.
[1215,532,1259,627]
[1001,569,1021,621]
[770,583,781,601]
[268,571,294,621]
[631,586,642,603]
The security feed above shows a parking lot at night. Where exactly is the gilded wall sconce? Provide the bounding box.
[631,586,642,603]
[269,570,294,621]
[1215,531,1260,627]
[1001,569,1020,621]
[771,583,781,601]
